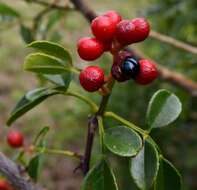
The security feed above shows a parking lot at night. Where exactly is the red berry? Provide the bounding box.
[77,37,104,61]
[115,18,150,45]
[79,66,105,92]
[135,59,158,85]
[7,131,24,148]
[104,10,122,25]
[0,179,13,190]
[91,15,117,42]
[131,18,150,43]
[115,19,136,45]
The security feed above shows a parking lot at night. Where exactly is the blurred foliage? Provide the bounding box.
[0,0,196,189]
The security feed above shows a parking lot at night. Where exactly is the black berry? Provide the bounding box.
[121,57,140,79]
[111,50,133,82]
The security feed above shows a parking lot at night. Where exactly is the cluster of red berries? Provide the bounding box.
[77,10,158,92]
[7,131,24,148]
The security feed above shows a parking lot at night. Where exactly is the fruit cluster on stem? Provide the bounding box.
[77,10,158,93]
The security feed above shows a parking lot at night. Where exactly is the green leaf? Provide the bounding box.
[28,41,72,66]
[33,126,50,146]
[28,154,42,181]
[7,87,61,126]
[0,3,20,18]
[43,72,71,88]
[146,89,182,129]
[45,10,64,31]
[20,24,34,44]
[130,139,159,190]
[24,53,70,74]
[104,126,142,157]
[154,157,182,190]
[81,159,118,190]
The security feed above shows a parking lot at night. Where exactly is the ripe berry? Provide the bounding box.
[131,18,150,43]
[111,50,134,82]
[104,10,122,25]
[115,18,150,45]
[91,15,117,42]
[135,59,158,85]
[0,179,13,190]
[77,37,104,61]
[7,131,24,148]
[121,57,140,79]
[79,66,105,92]
[115,19,136,45]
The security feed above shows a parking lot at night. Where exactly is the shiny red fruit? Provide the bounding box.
[0,179,13,190]
[79,66,105,92]
[115,18,150,45]
[104,10,122,25]
[77,37,104,61]
[135,59,158,85]
[91,15,117,42]
[7,131,24,148]
[115,19,136,45]
[131,18,150,43]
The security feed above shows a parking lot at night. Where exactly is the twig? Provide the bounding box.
[0,152,44,190]
[82,116,98,175]
[150,30,197,55]
[81,65,116,175]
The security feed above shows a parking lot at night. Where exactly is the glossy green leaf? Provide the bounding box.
[28,41,72,66]
[33,126,50,146]
[81,159,118,190]
[20,24,34,44]
[0,3,20,17]
[28,154,42,181]
[43,72,71,88]
[7,87,61,126]
[130,139,159,190]
[146,89,182,129]
[154,157,182,190]
[24,53,70,74]
[104,126,142,157]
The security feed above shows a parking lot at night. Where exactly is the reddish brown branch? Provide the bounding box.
[70,0,197,96]
[0,152,44,190]
[150,30,197,55]
[82,116,98,175]
[158,65,197,96]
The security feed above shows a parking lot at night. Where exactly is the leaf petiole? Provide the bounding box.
[33,146,82,160]
[104,111,148,136]
[64,90,98,112]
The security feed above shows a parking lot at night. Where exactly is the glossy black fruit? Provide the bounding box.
[121,57,140,79]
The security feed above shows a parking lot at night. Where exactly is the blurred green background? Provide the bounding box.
[0,0,196,189]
